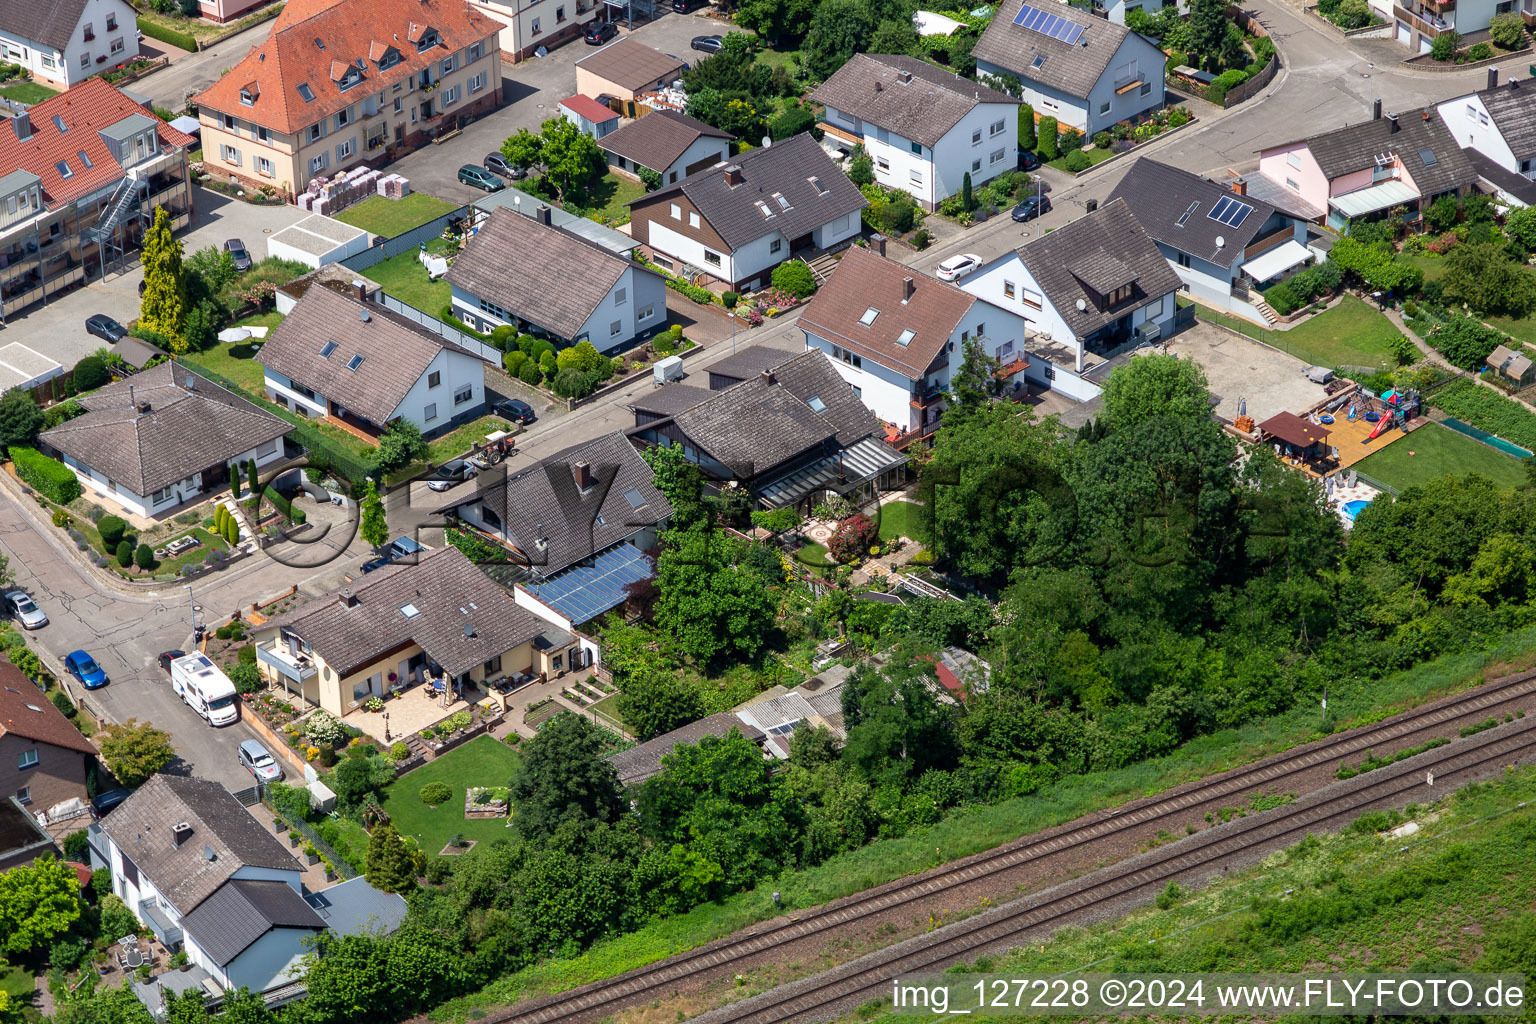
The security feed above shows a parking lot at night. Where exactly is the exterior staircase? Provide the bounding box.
[1250,293,1280,327]
[85,169,145,245]
[218,495,255,547]
[801,251,841,286]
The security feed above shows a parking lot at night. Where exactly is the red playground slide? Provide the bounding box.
[1367,414,1394,441]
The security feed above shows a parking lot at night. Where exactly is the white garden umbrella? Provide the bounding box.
[217,327,251,343]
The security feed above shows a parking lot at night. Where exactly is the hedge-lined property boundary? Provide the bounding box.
[12,446,81,504]
[261,486,308,526]
[135,16,198,53]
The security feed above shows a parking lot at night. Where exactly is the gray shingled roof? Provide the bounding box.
[448,208,660,341]
[436,431,671,576]
[1292,108,1475,199]
[99,776,300,916]
[1107,159,1282,270]
[973,0,1139,99]
[575,37,686,92]
[1013,197,1182,338]
[629,383,714,416]
[302,876,408,937]
[39,362,289,497]
[258,284,473,426]
[707,345,794,384]
[811,54,1019,149]
[674,374,837,475]
[760,349,878,448]
[180,879,324,967]
[0,0,89,50]
[1475,80,1536,163]
[600,109,733,174]
[634,133,867,250]
[606,713,765,786]
[261,545,551,678]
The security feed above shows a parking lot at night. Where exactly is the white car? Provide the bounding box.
[4,591,47,630]
[935,253,982,281]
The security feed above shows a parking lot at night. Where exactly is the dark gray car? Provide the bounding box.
[224,238,253,272]
[85,314,126,342]
[485,152,526,180]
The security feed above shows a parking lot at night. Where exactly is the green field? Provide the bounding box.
[1355,421,1530,491]
[1190,295,1402,371]
[381,735,521,854]
[334,193,459,238]
[425,414,518,465]
[366,249,452,317]
[0,81,58,104]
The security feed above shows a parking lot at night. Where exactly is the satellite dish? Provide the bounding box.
[762,135,772,147]
[1216,235,1226,248]
[1076,298,1087,312]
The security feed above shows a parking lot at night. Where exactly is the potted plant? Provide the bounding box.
[169,951,189,972]
[302,843,320,866]
[288,829,302,848]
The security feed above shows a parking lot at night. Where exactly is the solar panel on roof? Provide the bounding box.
[1207,195,1252,228]
[525,543,654,624]
[1013,2,1084,42]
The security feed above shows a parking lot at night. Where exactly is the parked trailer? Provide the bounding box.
[170,653,239,727]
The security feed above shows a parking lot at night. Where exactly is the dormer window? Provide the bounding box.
[1107,283,1132,306]
[239,83,259,106]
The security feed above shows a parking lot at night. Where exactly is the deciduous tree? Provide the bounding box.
[508,712,625,841]
[0,388,43,451]
[803,0,876,79]
[359,479,388,550]
[0,854,81,955]
[97,719,175,786]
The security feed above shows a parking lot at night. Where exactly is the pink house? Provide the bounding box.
[1256,101,1475,231]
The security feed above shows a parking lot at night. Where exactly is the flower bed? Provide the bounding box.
[248,692,303,728]
[464,786,510,818]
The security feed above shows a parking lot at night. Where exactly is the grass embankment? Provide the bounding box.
[428,623,1536,1021]
[841,766,1536,1023]
[1190,295,1403,371]
[1355,421,1529,491]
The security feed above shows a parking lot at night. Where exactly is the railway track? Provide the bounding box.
[698,715,1536,1024]
[464,670,1536,1024]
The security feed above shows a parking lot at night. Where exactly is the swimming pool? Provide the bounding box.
[1342,499,1371,522]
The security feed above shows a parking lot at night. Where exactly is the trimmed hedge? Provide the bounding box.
[136,16,198,53]
[12,446,80,504]
[262,486,308,526]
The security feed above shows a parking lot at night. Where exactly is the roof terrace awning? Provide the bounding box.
[1242,239,1314,283]
[1327,179,1420,219]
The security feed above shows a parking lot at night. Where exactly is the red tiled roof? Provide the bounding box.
[0,663,95,756]
[560,94,618,123]
[0,78,194,207]
[195,0,499,136]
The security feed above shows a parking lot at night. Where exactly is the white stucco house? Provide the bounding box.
[1435,69,1536,207]
[259,281,486,439]
[601,109,733,187]
[37,362,290,519]
[973,0,1165,136]
[627,133,869,293]
[0,0,140,90]
[447,205,669,351]
[812,54,1019,211]
[957,197,1180,396]
[797,243,1031,435]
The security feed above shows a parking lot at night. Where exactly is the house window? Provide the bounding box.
[298,82,317,102]
[909,169,922,185]
[990,119,1005,136]
[669,202,681,219]
[637,303,655,321]
[703,250,721,267]
[80,53,90,68]
[770,238,781,253]
[308,123,323,143]
[15,787,29,805]
[990,148,1005,164]
[256,156,275,176]
[1043,365,1056,380]
[688,211,700,228]
[468,71,486,94]
[1099,101,1110,115]
[1000,340,1013,357]
[910,140,921,154]
[1022,288,1042,308]
[532,16,541,32]
[443,84,460,105]
[310,152,330,174]
[1285,177,1299,191]
[240,88,256,106]
[83,22,93,40]
[394,97,403,113]
[1003,280,1015,299]
[17,749,37,770]
[454,383,474,404]
[615,286,626,304]
[972,129,982,144]
[610,320,623,336]
[56,160,73,179]
[111,38,124,55]
[1287,152,1302,169]
[424,402,438,421]
[972,159,981,172]
[220,144,242,166]
[41,55,55,69]
[336,139,355,160]
[441,55,456,75]
[428,370,441,388]
[107,13,118,30]
[1140,81,1152,96]
[336,107,351,128]
[469,41,484,61]
[976,322,985,337]
[1176,251,1192,268]
[484,655,502,674]
[876,156,890,172]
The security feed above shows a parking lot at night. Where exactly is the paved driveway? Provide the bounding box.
[390,11,725,204]
[0,187,305,369]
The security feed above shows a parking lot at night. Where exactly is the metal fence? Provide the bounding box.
[263,795,361,879]
[231,782,266,807]
[339,205,471,271]
[376,292,501,366]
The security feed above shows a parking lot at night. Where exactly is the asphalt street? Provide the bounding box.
[7,0,1497,792]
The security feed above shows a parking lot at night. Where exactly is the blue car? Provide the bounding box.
[65,649,108,690]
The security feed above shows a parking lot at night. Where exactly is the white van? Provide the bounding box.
[169,653,240,727]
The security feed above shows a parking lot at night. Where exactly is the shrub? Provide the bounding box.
[450,710,473,730]
[502,350,526,375]
[828,513,878,563]
[390,741,410,760]
[229,662,261,694]
[115,539,134,568]
[419,782,452,805]
[1092,131,1112,149]
[552,367,598,400]
[1490,10,1526,47]
[134,543,156,571]
[97,514,128,548]
[1335,0,1372,27]
[50,507,71,528]
[136,16,198,52]
[1058,128,1084,152]
[1064,150,1091,173]
[62,829,90,862]
[51,689,76,718]
[912,228,932,250]
[1466,41,1494,61]
[1430,29,1462,60]
[722,290,739,308]
[12,447,80,503]
[71,354,109,393]
[518,359,542,385]
[771,260,817,299]
[1208,69,1250,105]
[490,324,517,350]
[1037,115,1059,160]
[305,709,349,746]
[539,350,558,380]
[1264,282,1302,316]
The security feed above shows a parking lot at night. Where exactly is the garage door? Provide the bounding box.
[1396,20,1411,44]
[1420,34,1433,53]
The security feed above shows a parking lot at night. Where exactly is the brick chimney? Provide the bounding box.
[1232,178,1247,196]
[172,822,193,848]
[339,588,358,608]
[535,204,553,226]
[869,233,886,256]
[573,460,592,489]
[760,369,776,386]
[352,278,368,302]
[723,165,744,187]
[902,276,915,302]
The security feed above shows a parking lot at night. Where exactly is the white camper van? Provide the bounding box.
[170,652,239,727]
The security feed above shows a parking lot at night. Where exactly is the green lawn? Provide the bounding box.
[1405,253,1449,283]
[0,81,58,104]
[875,500,923,543]
[1485,314,1536,349]
[189,341,269,395]
[367,249,452,317]
[381,735,521,854]
[1193,295,1402,371]
[795,542,833,567]
[571,173,646,226]
[425,413,518,464]
[334,193,459,238]
[1046,147,1116,173]
[0,963,32,1002]
[1354,421,1530,491]
[588,693,629,733]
